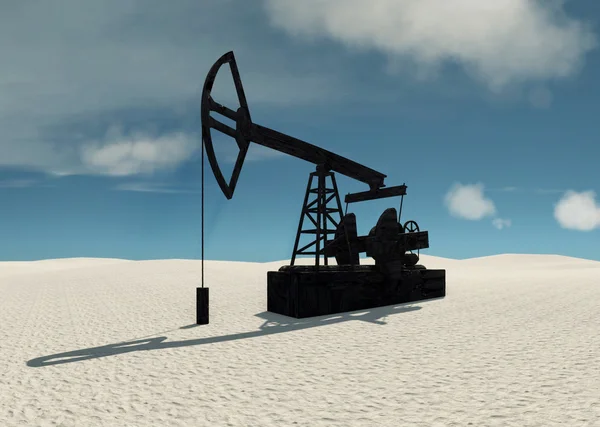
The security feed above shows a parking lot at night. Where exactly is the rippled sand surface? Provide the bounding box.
[1,255,599,426]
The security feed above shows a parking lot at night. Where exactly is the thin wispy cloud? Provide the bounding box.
[528,86,554,109]
[535,188,569,195]
[487,187,571,195]
[80,128,199,176]
[488,186,519,193]
[114,182,200,194]
[492,218,512,230]
[0,179,37,188]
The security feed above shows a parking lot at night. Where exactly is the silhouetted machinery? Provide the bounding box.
[201,51,445,318]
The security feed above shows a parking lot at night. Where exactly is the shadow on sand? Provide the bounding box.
[26,301,434,367]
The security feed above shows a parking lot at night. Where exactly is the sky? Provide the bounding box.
[1,0,599,263]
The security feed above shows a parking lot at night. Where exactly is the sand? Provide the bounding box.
[1,254,599,426]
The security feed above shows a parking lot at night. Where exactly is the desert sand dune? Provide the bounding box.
[0,255,599,426]
[0,257,131,278]
[457,254,600,270]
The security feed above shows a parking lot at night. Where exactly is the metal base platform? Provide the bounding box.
[267,265,446,318]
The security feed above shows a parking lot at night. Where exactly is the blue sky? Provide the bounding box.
[1,0,599,262]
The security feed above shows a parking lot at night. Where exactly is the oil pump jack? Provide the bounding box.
[201,51,445,319]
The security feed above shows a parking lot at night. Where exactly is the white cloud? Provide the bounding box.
[554,190,600,231]
[114,182,199,194]
[0,1,342,176]
[444,182,496,220]
[80,129,199,176]
[492,218,512,230]
[263,0,597,89]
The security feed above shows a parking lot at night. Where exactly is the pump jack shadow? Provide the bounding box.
[26,301,436,368]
